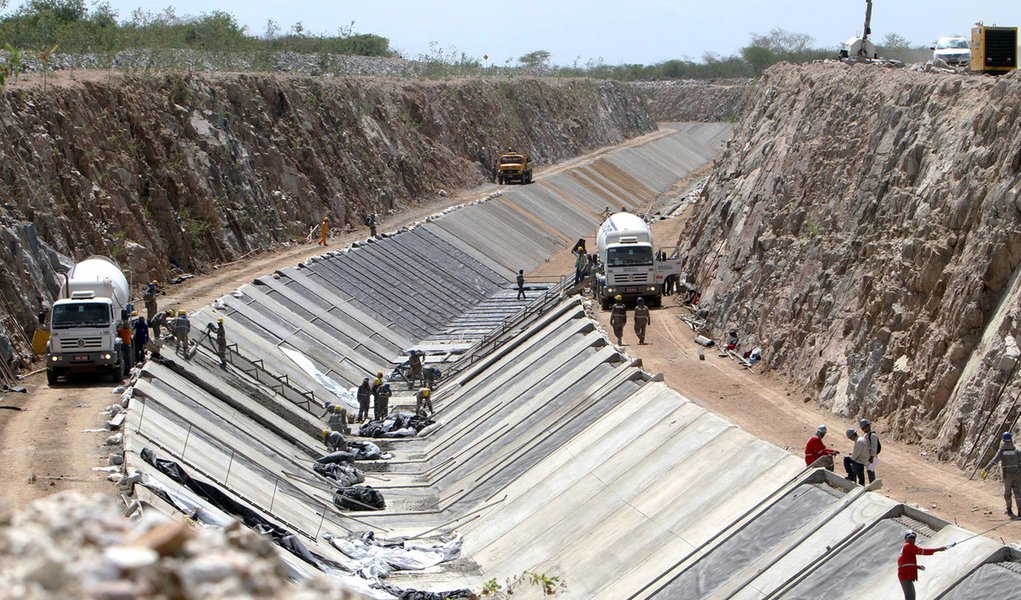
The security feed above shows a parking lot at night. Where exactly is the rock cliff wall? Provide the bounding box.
[679,63,1021,461]
[0,74,654,369]
[637,80,753,122]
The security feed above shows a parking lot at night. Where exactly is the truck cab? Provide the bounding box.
[595,212,681,308]
[46,256,129,385]
[497,150,533,185]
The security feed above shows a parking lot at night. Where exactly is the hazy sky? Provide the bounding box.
[17,1,1021,65]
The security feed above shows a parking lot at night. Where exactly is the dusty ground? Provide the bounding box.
[574,194,1021,544]
[0,128,674,507]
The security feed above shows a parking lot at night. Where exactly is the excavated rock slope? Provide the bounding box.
[0,74,653,368]
[680,62,1021,461]
[637,79,753,122]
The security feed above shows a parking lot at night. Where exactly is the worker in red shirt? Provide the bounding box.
[897,530,947,600]
[804,425,839,470]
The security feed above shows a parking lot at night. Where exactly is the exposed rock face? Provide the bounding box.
[679,62,1021,461]
[636,79,753,122]
[0,74,654,368]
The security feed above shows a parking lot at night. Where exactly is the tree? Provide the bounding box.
[880,32,910,49]
[263,18,279,40]
[518,49,551,69]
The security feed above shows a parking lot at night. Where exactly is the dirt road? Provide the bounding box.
[570,196,1021,543]
[0,129,675,507]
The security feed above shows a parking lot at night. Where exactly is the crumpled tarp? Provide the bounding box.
[280,347,358,412]
[140,448,322,568]
[323,531,466,596]
[317,450,357,464]
[380,585,476,600]
[333,485,386,511]
[358,412,434,438]
[348,440,386,460]
[314,461,365,487]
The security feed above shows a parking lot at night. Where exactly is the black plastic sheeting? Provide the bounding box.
[359,412,434,438]
[941,562,1021,599]
[379,583,476,600]
[317,450,357,464]
[140,447,325,569]
[314,461,365,487]
[333,485,386,511]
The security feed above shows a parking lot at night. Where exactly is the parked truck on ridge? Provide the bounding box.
[594,212,682,309]
[46,256,130,385]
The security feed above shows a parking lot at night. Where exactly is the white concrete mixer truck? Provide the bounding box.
[594,212,682,309]
[46,256,131,385]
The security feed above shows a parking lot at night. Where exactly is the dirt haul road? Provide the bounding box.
[553,196,1021,544]
[0,128,676,507]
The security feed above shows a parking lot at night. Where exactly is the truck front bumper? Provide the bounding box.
[47,350,118,371]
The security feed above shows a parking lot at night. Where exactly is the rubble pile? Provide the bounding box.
[0,492,363,599]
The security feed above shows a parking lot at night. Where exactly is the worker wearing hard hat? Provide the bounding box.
[416,387,434,418]
[173,310,191,358]
[981,431,1021,518]
[318,215,330,246]
[205,317,227,368]
[897,530,947,600]
[131,310,149,364]
[143,281,158,321]
[356,377,372,422]
[633,298,651,345]
[610,295,627,346]
[374,383,392,421]
[322,428,348,453]
[407,350,424,389]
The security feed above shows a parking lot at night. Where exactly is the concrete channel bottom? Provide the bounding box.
[122,122,1016,599]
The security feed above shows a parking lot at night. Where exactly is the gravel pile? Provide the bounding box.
[0,492,363,599]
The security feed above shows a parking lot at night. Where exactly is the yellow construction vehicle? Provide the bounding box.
[496,149,533,185]
[971,25,1018,75]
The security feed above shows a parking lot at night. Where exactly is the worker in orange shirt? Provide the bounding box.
[318,216,330,246]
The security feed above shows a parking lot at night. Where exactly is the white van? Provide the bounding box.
[932,36,971,66]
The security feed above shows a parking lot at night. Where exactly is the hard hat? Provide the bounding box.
[323,215,329,221]
[422,389,430,397]
[179,310,186,316]
[363,376,370,382]
[636,297,645,304]
[1005,432,1014,441]
[859,418,870,428]
[333,405,343,413]
[382,383,390,390]
[131,311,138,317]
[321,428,330,438]
[374,378,381,386]
[816,425,827,435]
[904,530,916,539]
[166,309,175,316]
[846,428,857,438]
[376,371,383,378]
[150,280,157,284]
[217,317,224,324]
[615,295,622,301]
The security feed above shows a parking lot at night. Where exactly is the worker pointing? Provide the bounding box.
[897,530,947,600]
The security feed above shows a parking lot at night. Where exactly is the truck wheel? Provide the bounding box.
[46,368,58,386]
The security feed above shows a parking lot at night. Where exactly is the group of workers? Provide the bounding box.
[317,212,381,247]
[356,372,393,422]
[609,295,652,346]
[352,352,442,424]
[804,419,881,484]
[114,281,229,376]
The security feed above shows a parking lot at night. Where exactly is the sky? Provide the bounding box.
[13,1,1021,65]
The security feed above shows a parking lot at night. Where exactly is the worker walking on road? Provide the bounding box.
[131,311,149,364]
[143,281,158,321]
[516,269,526,300]
[574,246,586,285]
[416,387,434,417]
[805,425,839,471]
[610,295,627,346]
[633,297,651,344]
[367,212,379,237]
[897,530,947,600]
[117,317,133,376]
[318,216,329,246]
[981,431,1021,518]
[374,383,392,420]
[357,377,372,422]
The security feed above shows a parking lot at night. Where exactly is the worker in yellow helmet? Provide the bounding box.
[610,295,627,346]
[318,215,330,246]
[415,387,433,418]
[205,317,228,368]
